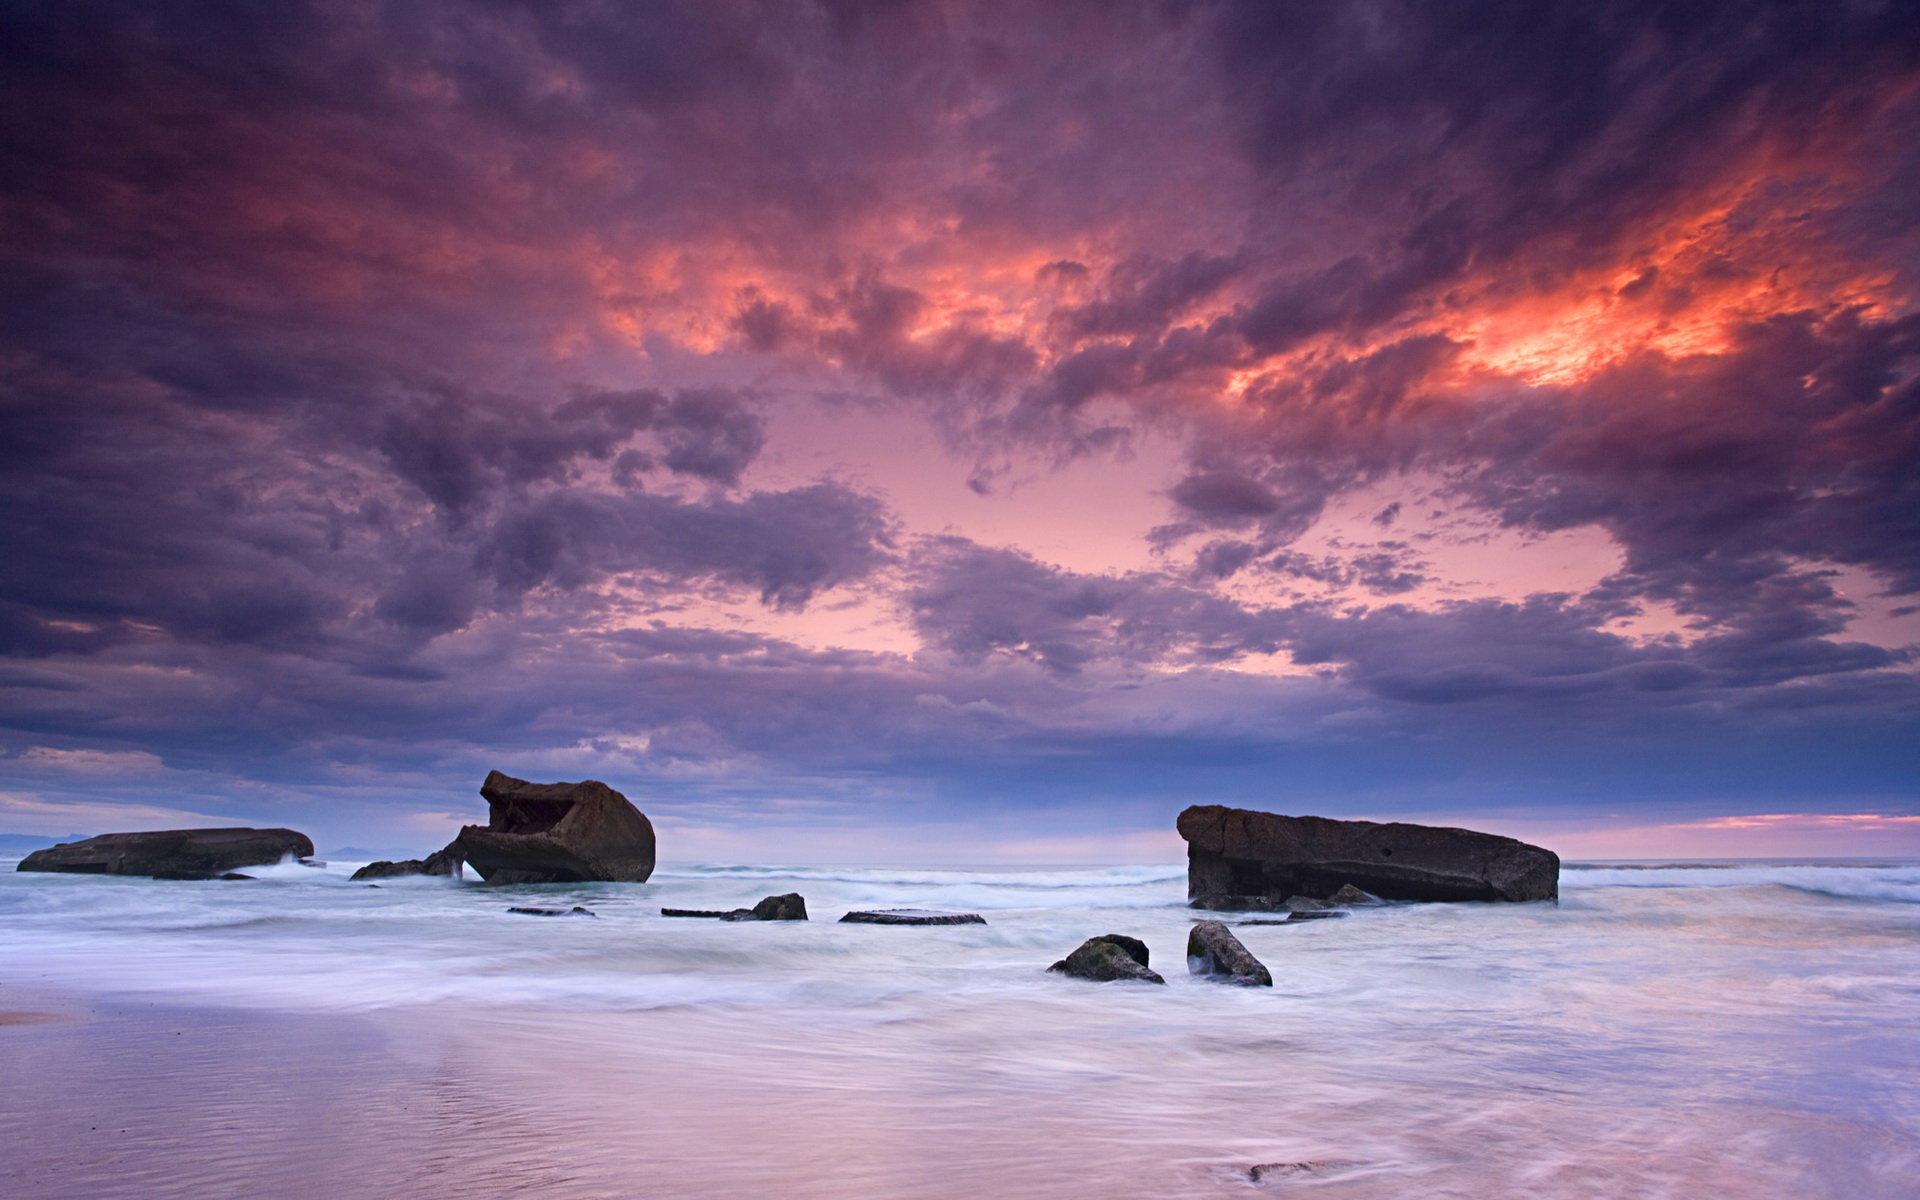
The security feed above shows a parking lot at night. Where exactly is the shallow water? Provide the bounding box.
[1,857,1916,1198]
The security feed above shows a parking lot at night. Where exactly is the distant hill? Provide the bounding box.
[0,833,90,853]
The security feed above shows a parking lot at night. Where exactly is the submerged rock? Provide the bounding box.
[1179,805,1559,906]
[17,828,313,879]
[452,770,656,884]
[839,909,986,926]
[507,906,596,917]
[349,846,463,881]
[1187,920,1272,986]
[1234,911,1347,926]
[1049,935,1165,984]
[661,893,809,921]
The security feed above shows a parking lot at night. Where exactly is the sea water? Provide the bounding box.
[1,857,1916,1198]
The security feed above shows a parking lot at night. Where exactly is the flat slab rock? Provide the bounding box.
[17,828,314,879]
[1180,805,1559,905]
[661,893,808,921]
[507,906,596,917]
[1235,911,1346,925]
[838,909,986,925]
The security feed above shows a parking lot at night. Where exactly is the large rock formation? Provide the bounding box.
[1186,920,1272,986]
[1179,805,1559,907]
[1049,934,1165,984]
[17,828,313,879]
[452,771,655,884]
[350,846,463,881]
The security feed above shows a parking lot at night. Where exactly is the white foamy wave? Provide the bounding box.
[1563,861,1920,903]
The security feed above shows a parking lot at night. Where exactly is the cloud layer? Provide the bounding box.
[3,1,1916,854]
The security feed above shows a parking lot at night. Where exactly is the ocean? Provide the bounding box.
[1,856,1916,1198]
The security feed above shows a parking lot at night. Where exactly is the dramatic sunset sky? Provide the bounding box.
[4,1,1917,860]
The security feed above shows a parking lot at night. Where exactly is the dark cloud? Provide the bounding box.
[2,0,1915,842]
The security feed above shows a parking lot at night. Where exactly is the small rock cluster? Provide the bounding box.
[662,893,809,921]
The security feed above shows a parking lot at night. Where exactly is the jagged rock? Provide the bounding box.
[839,909,987,925]
[1048,935,1165,984]
[1179,805,1559,906]
[452,770,655,884]
[349,846,463,881]
[1186,920,1272,986]
[507,906,596,917]
[727,893,807,921]
[662,893,809,921]
[17,828,313,878]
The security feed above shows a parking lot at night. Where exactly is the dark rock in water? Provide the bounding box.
[452,770,655,885]
[1187,920,1272,986]
[1179,805,1559,906]
[663,893,809,921]
[507,905,596,917]
[1250,1162,1324,1181]
[839,909,987,925]
[1326,883,1381,905]
[1048,935,1165,984]
[349,845,463,881]
[1234,911,1347,926]
[17,828,314,878]
[724,893,807,921]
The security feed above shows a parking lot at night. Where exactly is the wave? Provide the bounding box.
[1563,862,1920,903]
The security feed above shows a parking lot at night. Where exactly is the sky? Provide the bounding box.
[3,0,1917,862]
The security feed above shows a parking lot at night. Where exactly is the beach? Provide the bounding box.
[3,860,1917,1198]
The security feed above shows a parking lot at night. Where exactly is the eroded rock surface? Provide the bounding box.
[453,770,655,884]
[17,828,313,879]
[350,846,462,881]
[1179,805,1558,906]
[1049,935,1165,984]
[1187,920,1273,986]
[661,893,808,921]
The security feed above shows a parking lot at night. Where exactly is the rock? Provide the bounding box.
[1179,805,1559,906]
[838,909,987,925]
[17,828,314,878]
[1249,1162,1322,1181]
[662,893,809,921]
[1048,935,1165,984]
[1233,911,1346,926]
[349,846,463,881]
[452,770,655,884]
[727,893,807,921]
[1186,920,1272,986]
[1326,883,1381,905]
[507,906,595,917]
